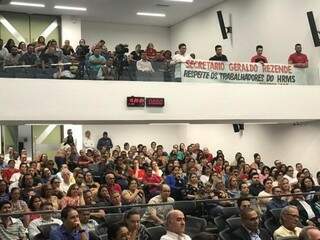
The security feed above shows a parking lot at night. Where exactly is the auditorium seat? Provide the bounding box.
[226,217,241,230]
[185,215,207,236]
[222,207,239,219]
[219,228,233,240]
[264,216,280,234]
[36,223,60,239]
[270,208,282,221]
[146,225,166,240]
[174,201,197,216]
[104,212,125,225]
[213,215,227,232]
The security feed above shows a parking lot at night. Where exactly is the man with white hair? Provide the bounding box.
[160,210,191,240]
[274,206,302,240]
[299,226,320,240]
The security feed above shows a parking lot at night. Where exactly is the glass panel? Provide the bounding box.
[32,125,62,160]
[0,12,30,44]
[2,125,18,152]
[29,15,60,45]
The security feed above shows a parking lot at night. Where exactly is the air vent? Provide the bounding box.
[156,4,170,7]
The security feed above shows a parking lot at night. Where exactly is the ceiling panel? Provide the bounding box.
[1,0,224,26]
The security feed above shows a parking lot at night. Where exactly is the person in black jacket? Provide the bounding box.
[289,186,319,227]
[209,45,228,62]
[97,131,113,151]
[249,172,264,196]
[230,208,271,240]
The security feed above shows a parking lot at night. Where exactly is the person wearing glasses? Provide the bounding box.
[273,206,302,240]
[230,208,271,240]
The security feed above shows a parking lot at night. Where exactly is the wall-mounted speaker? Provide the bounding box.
[217,11,229,40]
[307,11,320,47]
[233,124,244,133]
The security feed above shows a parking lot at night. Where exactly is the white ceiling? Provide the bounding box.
[0,0,224,27]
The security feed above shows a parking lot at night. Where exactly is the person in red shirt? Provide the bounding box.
[213,156,224,174]
[251,45,268,64]
[142,167,162,197]
[132,159,145,182]
[145,43,157,61]
[288,43,308,68]
[203,147,213,162]
[105,172,122,194]
[2,160,19,184]
[77,149,93,168]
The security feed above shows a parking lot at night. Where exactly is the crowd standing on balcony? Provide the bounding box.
[0,128,319,239]
[0,36,309,81]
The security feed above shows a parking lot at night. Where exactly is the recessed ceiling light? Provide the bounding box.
[167,0,194,2]
[137,12,166,17]
[54,5,87,11]
[10,1,45,7]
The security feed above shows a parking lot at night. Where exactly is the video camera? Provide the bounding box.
[115,44,129,56]
[114,44,129,79]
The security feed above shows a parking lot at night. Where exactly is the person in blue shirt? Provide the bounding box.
[88,48,106,79]
[165,166,186,200]
[50,206,89,240]
[264,186,288,219]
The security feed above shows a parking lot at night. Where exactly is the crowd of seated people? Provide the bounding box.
[0,129,319,239]
[0,37,177,81]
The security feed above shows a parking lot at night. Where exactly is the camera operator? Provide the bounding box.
[114,43,129,79]
[75,39,89,78]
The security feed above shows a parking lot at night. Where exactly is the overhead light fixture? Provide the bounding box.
[10,1,45,7]
[137,12,166,17]
[54,5,87,11]
[167,0,194,2]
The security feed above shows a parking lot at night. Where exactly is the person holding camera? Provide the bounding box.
[75,39,89,78]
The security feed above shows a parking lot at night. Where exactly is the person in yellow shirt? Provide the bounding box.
[274,206,302,240]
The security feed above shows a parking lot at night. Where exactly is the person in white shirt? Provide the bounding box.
[273,206,302,240]
[136,52,154,72]
[4,146,14,164]
[9,163,28,191]
[171,43,192,81]
[28,202,62,240]
[285,165,298,185]
[83,130,95,150]
[160,210,191,240]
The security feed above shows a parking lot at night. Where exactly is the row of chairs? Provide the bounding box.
[32,208,210,240]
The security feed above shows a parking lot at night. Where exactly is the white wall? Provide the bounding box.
[1,79,320,123]
[78,122,320,175]
[170,0,320,67]
[82,124,187,152]
[185,122,320,175]
[81,21,170,52]
[61,16,82,48]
